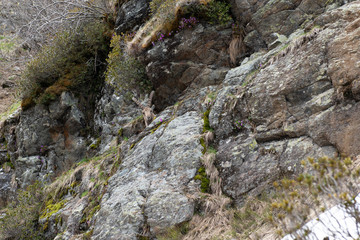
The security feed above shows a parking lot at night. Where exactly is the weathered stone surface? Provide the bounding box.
[13,92,87,187]
[94,84,143,153]
[230,0,349,51]
[2,1,360,239]
[115,0,150,34]
[212,1,360,204]
[92,111,203,239]
[217,134,336,204]
[144,24,231,110]
[0,171,12,208]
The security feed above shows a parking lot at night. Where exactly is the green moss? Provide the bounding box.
[40,199,67,219]
[151,120,166,134]
[43,220,49,232]
[2,161,14,170]
[77,158,90,166]
[0,101,21,122]
[194,167,210,193]
[90,138,101,149]
[202,109,212,133]
[55,215,62,225]
[70,181,79,189]
[118,128,123,137]
[83,229,94,240]
[81,190,89,198]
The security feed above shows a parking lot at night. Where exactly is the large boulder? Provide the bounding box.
[230,0,351,51]
[115,0,151,34]
[211,1,360,204]
[144,24,231,110]
[14,92,87,187]
[92,111,203,239]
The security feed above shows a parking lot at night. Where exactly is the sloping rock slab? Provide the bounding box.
[92,111,203,239]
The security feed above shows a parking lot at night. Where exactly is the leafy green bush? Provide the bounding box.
[0,181,45,240]
[105,34,151,98]
[19,21,111,109]
[183,0,232,26]
[203,0,232,25]
[271,156,360,239]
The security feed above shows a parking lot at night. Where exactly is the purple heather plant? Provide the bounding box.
[235,120,245,130]
[152,17,199,46]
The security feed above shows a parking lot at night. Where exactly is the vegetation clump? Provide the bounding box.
[271,156,360,239]
[189,0,232,26]
[105,33,151,98]
[40,199,67,220]
[194,166,210,193]
[19,21,111,109]
[0,181,45,240]
[128,0,232,52]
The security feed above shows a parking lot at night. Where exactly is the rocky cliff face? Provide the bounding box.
[1,0,360,239]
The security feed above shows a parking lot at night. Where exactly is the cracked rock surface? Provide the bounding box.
[92,111,203,239]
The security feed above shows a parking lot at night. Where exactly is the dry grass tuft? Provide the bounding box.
[184,153,234,239]
[229,26,246,66]
[185,194,233,240]
[201,153,221,195]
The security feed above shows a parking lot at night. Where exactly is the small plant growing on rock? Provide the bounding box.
[0,181,45,239]
[234,120,245,130]
[105,33,151,97]
[271,156,360,239]
[19,21,111,109]
[151,17,199,46]
[202,0,232,26]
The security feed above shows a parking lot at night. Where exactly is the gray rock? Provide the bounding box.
[115,0,150,34]
[92,111,202,239]
[14,92,87,187]
[0,171,12,208]
[217,135,337,206]
[144,24,231,109]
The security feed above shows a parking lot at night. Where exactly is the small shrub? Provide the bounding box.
[184,0,232,26]
[105,33,151,97]
[0,181,45,240]
[194,167,210,193]
[19,21,111,108]
[203,0,232,25]
[271,156,360,239]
